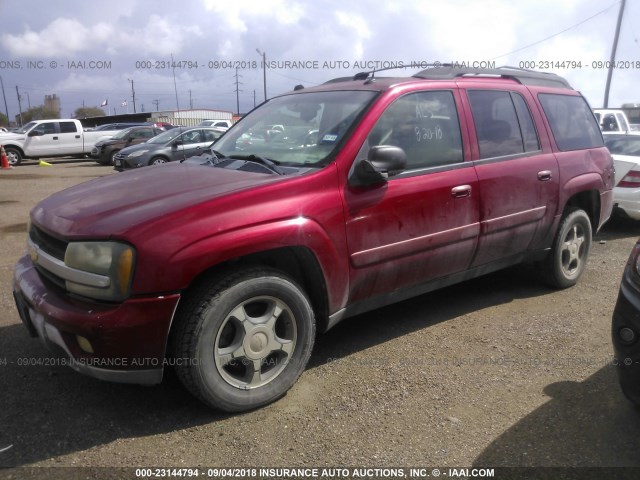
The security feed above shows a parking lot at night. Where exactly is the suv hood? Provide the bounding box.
[31,163,284,238]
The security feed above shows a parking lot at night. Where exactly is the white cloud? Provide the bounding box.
[335,11,371,58]
[1,18,112,56]
[1,15,203,57]
[202,0,304,32]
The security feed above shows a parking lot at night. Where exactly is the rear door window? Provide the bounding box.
[468,90,539,159]
[538,93,603,150]
[59,122,78,133]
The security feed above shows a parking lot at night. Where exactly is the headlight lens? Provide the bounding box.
[127,150,148,158]
[64,241,136,302]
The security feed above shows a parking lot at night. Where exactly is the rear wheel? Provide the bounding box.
[540,208,592,288]
[171,267,315,412]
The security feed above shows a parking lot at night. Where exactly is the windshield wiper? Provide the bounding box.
[229,154,286,175]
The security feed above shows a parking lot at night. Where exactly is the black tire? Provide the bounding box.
[4,147,22,166]
[149,156,168,166]
[171,267,316,412]
[109,150,119,166]
[540,208,592,289]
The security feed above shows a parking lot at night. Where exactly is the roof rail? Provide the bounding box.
[413,65,572,89]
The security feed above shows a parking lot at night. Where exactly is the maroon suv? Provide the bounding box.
[13,66,614,412]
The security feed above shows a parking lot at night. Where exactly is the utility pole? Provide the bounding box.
[153,99,160,111]
[256,48,267,101]
[189,90,193,109]
[129,79,137,113]
[604,0,626,108]
[234,67,243,115]
[15,85,23,126]
[0,76,9,124]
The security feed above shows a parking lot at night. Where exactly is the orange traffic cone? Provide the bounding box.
[1,145,13,170]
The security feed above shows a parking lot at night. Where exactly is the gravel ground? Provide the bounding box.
[1,159,640,478]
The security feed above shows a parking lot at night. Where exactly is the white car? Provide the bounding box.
[606,134,640,220]
[197,119,232,130]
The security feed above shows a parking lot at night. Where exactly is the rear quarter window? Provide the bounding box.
[538,93,603,151]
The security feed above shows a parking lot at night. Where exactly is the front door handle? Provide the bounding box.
[451,185,472,198]
[52,136,58,140]
[538,170,552,181]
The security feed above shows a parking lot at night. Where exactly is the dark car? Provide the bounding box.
[14,66,613,413]
[113,127,222,170]
[91,126,164,165]
[89,122,151,131]
[612,239,640,406]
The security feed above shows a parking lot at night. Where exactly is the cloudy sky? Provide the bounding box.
[0,0,638,121]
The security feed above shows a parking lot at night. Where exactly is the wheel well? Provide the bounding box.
[4,145,24,156]
[179,247,330,333]
[564,190,600,232]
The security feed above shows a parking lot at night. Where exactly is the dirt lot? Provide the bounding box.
[1,159,640,478]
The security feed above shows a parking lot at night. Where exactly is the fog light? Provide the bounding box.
[619,327,637,345]
[76,335,94,353]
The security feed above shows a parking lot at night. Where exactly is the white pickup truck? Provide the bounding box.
[0,119,118,165]
[593,108,635,134]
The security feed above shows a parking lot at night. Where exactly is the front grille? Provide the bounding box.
[29,224,67,260]
[29,224,69,290]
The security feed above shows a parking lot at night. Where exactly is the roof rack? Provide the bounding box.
[413,65,572,89]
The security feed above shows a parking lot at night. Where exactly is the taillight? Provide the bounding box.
[618,169,640,188]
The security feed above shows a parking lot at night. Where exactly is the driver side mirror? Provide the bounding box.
[28,130,44,137]
[172,140,183,148]
[349,145,407,187]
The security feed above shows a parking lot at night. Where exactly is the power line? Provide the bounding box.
[489,1,620,61]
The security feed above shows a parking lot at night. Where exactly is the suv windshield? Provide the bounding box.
[214,90,377,166]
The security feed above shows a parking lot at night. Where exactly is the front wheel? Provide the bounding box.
[4,147,22,166]
[149,156,168,166]
[171,268,316,412]
[539,208,592,289]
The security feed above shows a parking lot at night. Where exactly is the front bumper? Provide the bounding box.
[13,255,181,385]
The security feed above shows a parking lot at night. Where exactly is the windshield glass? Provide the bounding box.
[113,127,134,140]
[147,127,186,144]
[16,122,37,134]
[214,90,377,166]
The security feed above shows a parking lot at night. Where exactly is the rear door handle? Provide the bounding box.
[538,170,552,181]
[451,185,472,198]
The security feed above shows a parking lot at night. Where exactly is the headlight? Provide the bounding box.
[127,150,148,158]
[64,241,136,302]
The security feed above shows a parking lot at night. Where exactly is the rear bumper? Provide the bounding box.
[13,255,181,385]
[613,186,640,221]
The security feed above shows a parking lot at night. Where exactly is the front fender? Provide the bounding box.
[142,217,350,315]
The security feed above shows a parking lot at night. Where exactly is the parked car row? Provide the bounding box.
[112,127,223,170]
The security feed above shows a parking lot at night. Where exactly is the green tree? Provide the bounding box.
[21,105,59,123]
[0,112,8,128]
[74,107,106,118]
